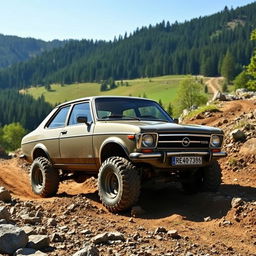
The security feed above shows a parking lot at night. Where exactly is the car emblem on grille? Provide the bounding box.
[182,137,190,147]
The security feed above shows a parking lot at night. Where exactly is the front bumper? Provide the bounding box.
[129,151,227,160]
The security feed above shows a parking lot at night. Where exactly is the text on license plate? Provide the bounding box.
[172,156,202,165]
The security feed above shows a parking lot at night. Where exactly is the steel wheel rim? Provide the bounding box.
[33,166,43,189]
[104,169,119,198]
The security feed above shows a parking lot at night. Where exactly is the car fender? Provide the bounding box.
[32,143,51,161]
[99,137,129,164]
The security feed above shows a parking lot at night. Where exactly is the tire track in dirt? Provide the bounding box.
[206,77,223,94]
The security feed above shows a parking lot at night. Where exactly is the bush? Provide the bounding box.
[0,123,26,152]
[233,71,250,90]
[174,76,208,116]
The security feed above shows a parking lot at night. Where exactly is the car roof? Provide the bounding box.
[56,96,156,108]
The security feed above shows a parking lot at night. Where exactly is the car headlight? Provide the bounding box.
[141,134,157,148]
[210,135,221,147]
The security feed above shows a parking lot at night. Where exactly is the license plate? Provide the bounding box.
[172,156,202,165]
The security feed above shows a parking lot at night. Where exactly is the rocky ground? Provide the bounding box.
[0,98,255,256]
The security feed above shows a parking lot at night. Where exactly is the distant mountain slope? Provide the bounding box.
[0,2,256,89]
[0,34,66,67]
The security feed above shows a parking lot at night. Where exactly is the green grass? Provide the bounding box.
[184,105,220,120]
[22,75,188,107]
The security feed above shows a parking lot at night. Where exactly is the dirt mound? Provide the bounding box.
[0,158,37,199]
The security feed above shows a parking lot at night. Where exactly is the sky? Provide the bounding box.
[0,0,254,41]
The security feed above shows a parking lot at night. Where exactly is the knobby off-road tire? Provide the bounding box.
[98,157,141,213]
[30,157,59,197]
[182,160,222,193]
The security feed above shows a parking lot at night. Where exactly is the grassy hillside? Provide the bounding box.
[22,75,187,107]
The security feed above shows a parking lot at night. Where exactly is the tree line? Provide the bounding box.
[0,34,65,68]
[0,90,52,131]
[0,3,256,89]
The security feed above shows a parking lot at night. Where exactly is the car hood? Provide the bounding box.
[108,120,223,134]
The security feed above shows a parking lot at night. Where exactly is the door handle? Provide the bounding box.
[61,130,67,135]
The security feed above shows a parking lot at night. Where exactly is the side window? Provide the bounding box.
[48,106,70,128]
[68,102,92,125]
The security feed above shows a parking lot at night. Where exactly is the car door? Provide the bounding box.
[59,101,96,170]
[44,105,71,163]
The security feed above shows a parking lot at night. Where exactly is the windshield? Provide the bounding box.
[95,98,173,122]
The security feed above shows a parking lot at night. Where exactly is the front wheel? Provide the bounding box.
[98,157,141,212]
[182,160,222,193]
[30,157,59,197]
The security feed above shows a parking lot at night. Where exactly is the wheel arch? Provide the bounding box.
[99,138,129,165]
[32,144,51,161]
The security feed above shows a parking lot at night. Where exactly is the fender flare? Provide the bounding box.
[32,143,51,161]
[99,137,129,164]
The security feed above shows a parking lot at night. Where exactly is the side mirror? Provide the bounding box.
[173,118,179,124]
[77,116,88,124]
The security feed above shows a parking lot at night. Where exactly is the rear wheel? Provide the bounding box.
[182,160,222,193]
[98,157,140,212]
[30,157,59,197]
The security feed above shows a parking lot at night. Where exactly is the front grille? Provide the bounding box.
[157,133,210,149]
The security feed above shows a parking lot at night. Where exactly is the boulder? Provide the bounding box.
[231,198,244,208]
[0,224,28,254]
[21,214,41,225]
[212,91,226,101]
[91,232,125,244]
[167,230,180,239]
[73,244,99,256]
[0,186,12,202]
[27,235,50,250]
[47,218,57,226]
[230,129,246,142]
[0,206,11,221]
[14,248,47,256]
[236,88,248,96]
[154,227,167,234]
[239,138,256,155]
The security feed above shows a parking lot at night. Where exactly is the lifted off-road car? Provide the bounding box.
[22,96,227,212]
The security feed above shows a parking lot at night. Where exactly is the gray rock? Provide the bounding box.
[231,198,244,208]
[167,230,180,239]
[0,187,12,202]
[239,138,256,155]
[14,247,47,255]
[47,218,57,226]
[21,226,35,236]
[204,216,212,222]
[236,88,248,95]
[230,129,246,142]
[253,109,256,119]
[0,206,10,221]
[73,244,99,256]
[51,232,65,242]
[0,219,8,224]
[27,235,50,250]
[0,224,28,254]
[154,227,167,234]
[212,91,227,101]
[91,232,125,244]
[21,214,41,225]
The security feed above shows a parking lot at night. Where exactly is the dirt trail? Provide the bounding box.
[206,77,223,94]
[0,99,256,255]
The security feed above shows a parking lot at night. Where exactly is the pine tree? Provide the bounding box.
[246,30,256,91]
[221,51,236,83]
